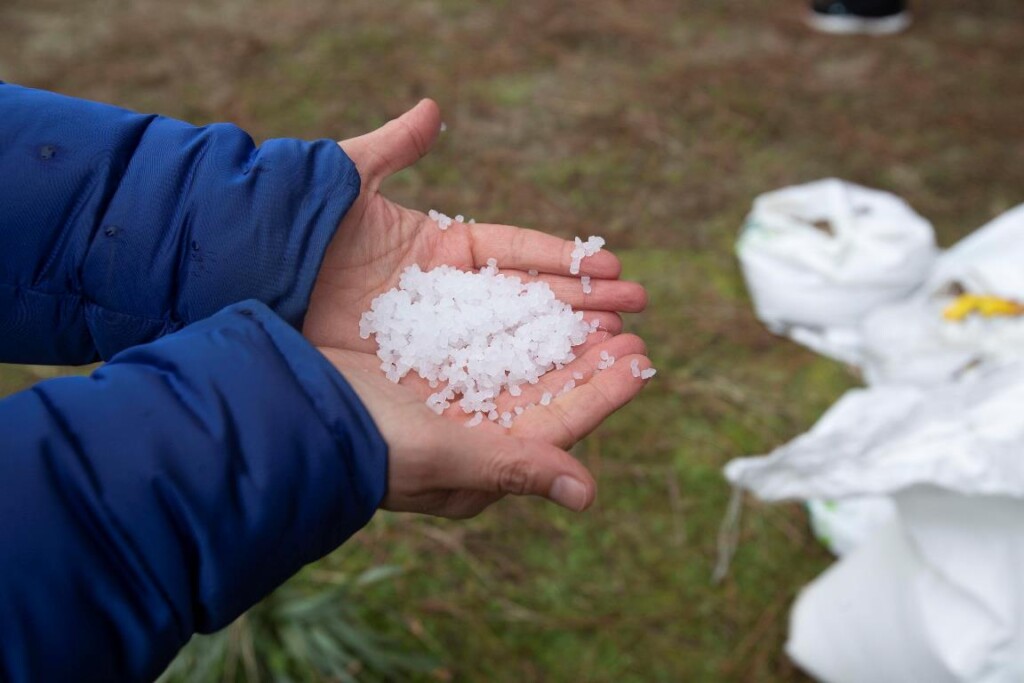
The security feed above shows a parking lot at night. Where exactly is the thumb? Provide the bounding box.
[339,98,442,181]
[441,427,597,512]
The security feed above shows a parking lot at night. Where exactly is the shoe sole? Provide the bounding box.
[805,11,912,35]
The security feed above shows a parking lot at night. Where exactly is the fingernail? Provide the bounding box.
[550,476,589,512]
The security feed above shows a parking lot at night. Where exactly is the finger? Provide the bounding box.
[538,327,613,370]
[496,268,646,314]
[512,348,652,450]
[469,224,622,278]
[541,274,647,313]
[434,490,505,520]
[581,311,623,335]
[509,333,646,409]
[339,99,442,180]
[433,425,596,512]
[479,333,642,417]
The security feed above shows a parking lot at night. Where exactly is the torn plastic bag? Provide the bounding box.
[787,520,959,683]
[736,178,937,365]
[725,362,1024,681]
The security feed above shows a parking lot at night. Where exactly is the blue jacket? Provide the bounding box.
[0,83,388,681]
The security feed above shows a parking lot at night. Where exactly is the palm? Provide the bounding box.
[305,192,477,353]
[306,182,647,443]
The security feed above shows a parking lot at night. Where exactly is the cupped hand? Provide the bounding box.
[319,335,654,519]
[306,99,653,519]
[302,99,647,353]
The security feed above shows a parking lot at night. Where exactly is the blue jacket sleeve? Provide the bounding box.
[0,82,359,364]
[0,300,388,683]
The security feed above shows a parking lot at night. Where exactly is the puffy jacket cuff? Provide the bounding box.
[1,83,360,363]
[80,120,360,357]
[235,299,389,523]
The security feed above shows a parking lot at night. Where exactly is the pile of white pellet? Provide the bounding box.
[360,217,651,428]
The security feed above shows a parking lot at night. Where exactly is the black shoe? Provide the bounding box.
[808,0,912,35]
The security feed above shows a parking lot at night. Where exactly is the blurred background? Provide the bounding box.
[1,0,1022,680]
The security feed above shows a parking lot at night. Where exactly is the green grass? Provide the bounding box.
[2,0,1022,679]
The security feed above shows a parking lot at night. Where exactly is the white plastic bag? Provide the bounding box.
[787,521,960,683]
[725,362,1024,681]
[736,178,937,365]
[725,362,1024,502]
[861,204,1024,386]
[805,496,897,558]
[789,488,1024,683]
[731,196,1024,681]
[738,197,1024,559]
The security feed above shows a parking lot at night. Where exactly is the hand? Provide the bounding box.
[319,340,653,519]
[302,99,647,352]
[305,100,653,518]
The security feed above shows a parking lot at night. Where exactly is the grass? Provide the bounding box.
[2,0,1022,680]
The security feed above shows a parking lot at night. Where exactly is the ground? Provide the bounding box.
[1,0,1022,680]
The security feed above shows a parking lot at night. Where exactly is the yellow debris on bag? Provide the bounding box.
[943,294,1024,322]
